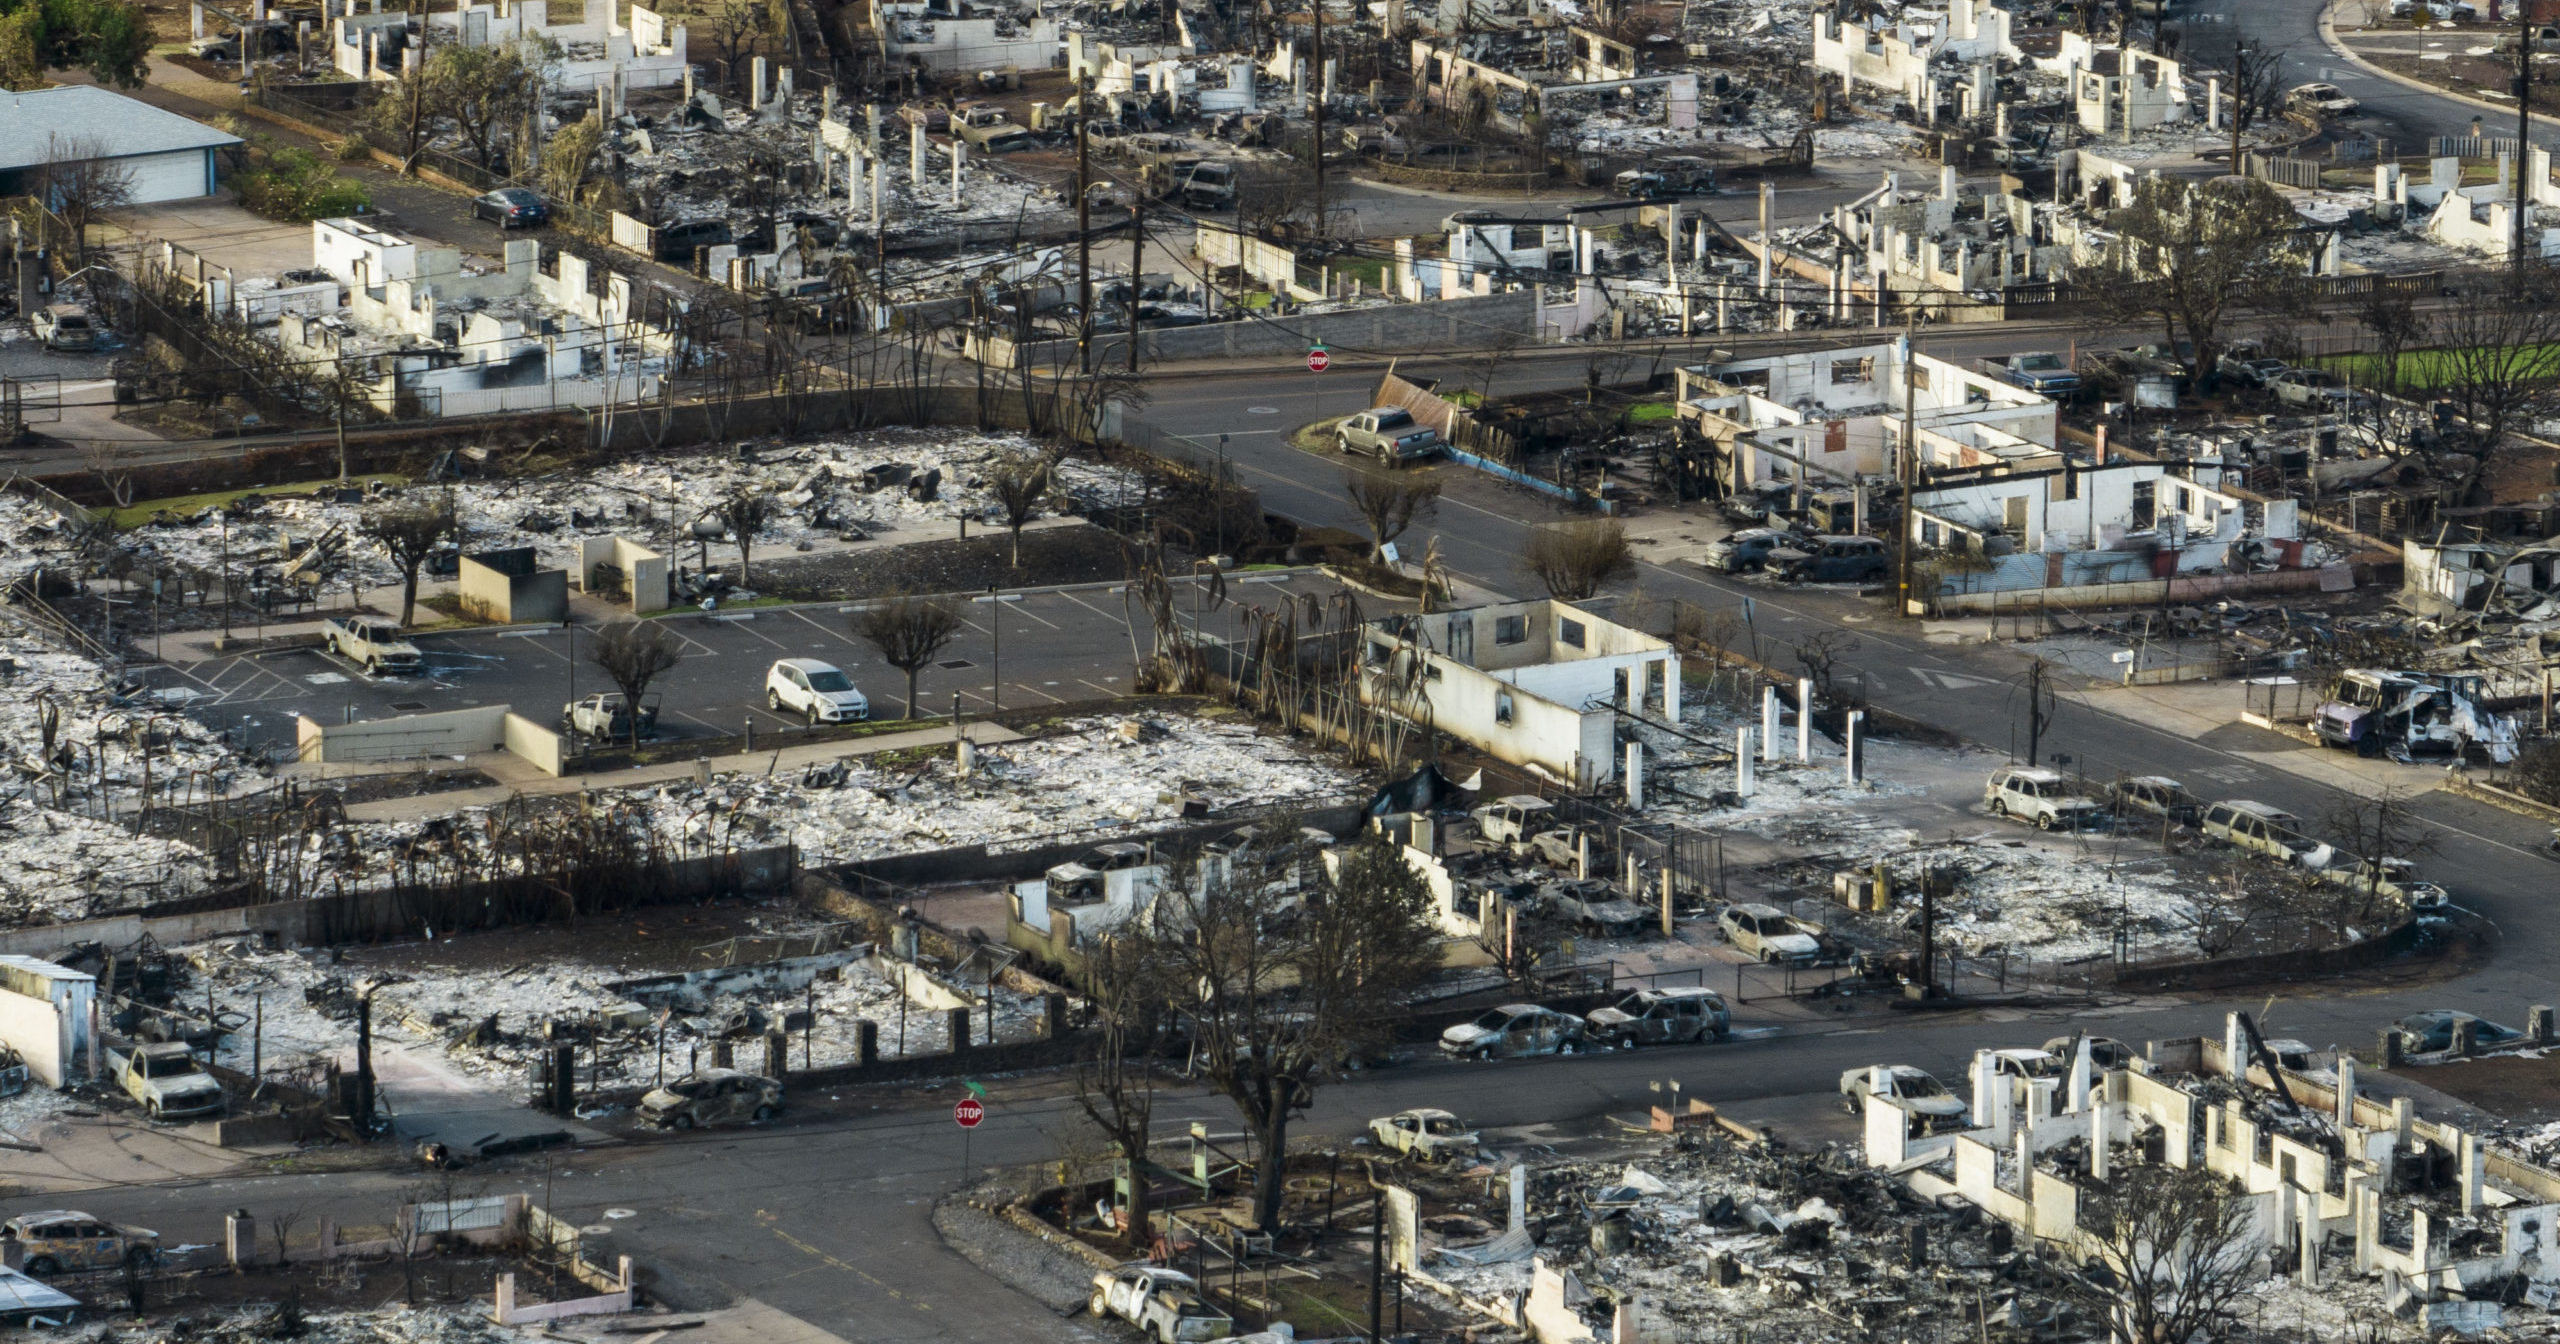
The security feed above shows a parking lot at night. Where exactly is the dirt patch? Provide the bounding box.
[2390,1054,2560,1123]
[753,522,1134,599]
[322,768,503,807]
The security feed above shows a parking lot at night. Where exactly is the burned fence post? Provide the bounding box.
[1044,992,1067,1039]
[857,1019,879,1067]
[545,1044,571,1115]
[764,1029,789,1080]
[2379,1028,2404,1069]
[2531,1004,2556,1046]
[947,1006,971,1053]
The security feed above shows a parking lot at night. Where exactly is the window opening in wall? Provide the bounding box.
[1495,690,1514,725]
[1494,615,1527,644]
[1558,618,1586,648]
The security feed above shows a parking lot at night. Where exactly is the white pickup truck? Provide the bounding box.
[322,617,424,675]
[110,1043,226,1120]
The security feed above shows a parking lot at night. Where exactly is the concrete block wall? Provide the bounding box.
[991,291,1538,367]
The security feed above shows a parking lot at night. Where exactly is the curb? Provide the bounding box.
[2442,771,2560,825]
[2317,5,2519,120]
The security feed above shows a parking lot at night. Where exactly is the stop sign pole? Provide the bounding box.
[1307,343,1330,374]
[954,1090,986,1184]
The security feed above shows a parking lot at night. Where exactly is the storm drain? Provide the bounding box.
[936,659,976,670]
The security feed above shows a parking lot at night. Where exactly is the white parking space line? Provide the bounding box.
[788,609,862,647]
[673,709,733,735]
[665,627,724,658]
[1008,601,1062,630]
[1054,590,1131,628]
[1008,681,1066,703]
[723,620,793,651]
[1077,678,1123,698]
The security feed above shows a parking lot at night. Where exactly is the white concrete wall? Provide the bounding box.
[299,705,509,763]
[503,712,564,776]
[0,987,65,1087]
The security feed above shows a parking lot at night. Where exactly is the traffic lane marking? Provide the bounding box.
[752,1210,934,1314]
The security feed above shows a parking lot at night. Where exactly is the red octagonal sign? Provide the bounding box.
[954,1098,986,1129]
[1307,346,1330,374]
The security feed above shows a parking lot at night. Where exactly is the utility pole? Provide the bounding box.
[1895,311,1916,619]
[2517,4,2535,291]
[1076,75,1094,375]
[1128,204,1143,375]
[2025,659,2053,766]
[1311,0,1327,239]
[333,361,349,484]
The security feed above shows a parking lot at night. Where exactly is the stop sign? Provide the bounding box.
[954,1098,985,1129]
[1307,345,1330,373]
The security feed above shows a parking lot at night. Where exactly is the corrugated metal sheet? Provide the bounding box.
[412,1195,511,1234]
[0,1265,80,1312]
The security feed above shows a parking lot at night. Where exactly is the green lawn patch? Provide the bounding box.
[642,594,798,617]
[2310,342,2560,389]
[1625,401,1679,423]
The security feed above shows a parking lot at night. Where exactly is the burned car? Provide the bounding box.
[1585,987,1730,1049]
[1440,1003,1586,1060]
[1838,1064,1968,1119]
[1719,903,1820,964]
[2042,1035,2137,1069]
[637,1068,783,1129]
[2109,775,2200,828]
[1471,794,1554,849]
[1368,1107,1481,1161]
[2,1212,159,1275]
[2395,1011,2522,1055]
[1526,878,1650,937]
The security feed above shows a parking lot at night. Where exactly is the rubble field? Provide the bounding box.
[1606,682,2260,964]
[0,620,249,926]
[173,899,1048,1089]
[18,429,1145,600]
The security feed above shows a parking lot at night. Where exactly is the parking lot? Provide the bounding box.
[144,571,1341,754]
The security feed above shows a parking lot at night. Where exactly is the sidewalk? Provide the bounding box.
[2080,676,2455,796]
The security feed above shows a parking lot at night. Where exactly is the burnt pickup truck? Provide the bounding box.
[562,692,661,742]
[109,1043,226,1120]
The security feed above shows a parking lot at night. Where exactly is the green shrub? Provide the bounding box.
[238,147,371,222]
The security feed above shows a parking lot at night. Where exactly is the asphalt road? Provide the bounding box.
[30,988,2523,1344]
[144,573,1335,754]
[2200,0,2502,145]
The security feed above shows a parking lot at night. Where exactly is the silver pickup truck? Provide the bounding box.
[1336,407,1444,464]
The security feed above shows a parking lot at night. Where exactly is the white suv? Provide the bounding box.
[1984,767,2103,831]
[766,658,870,724]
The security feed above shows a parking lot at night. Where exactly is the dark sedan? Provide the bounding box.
[473,187,549,229]
[2395,1011,2522,1054]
